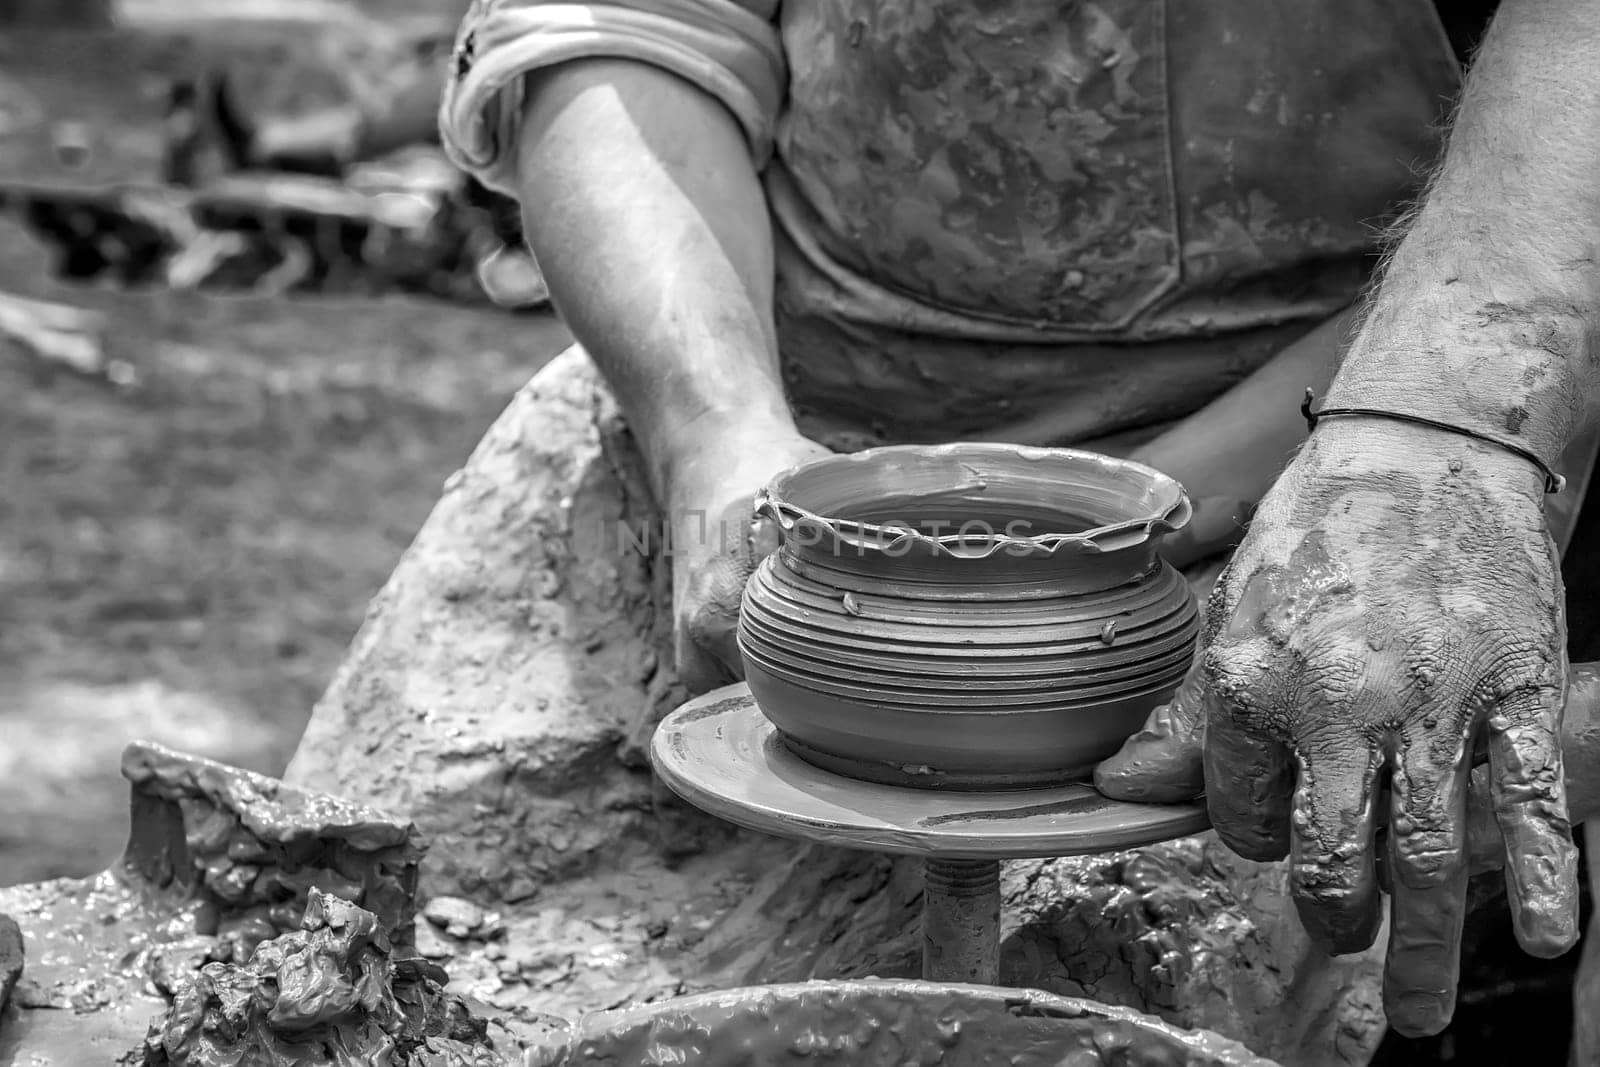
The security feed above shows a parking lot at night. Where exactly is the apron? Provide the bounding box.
[769,0,1463,343]
[765,0,1474,449]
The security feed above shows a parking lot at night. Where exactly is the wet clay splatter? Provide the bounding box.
[121,741,425,952]
[0,742,428,1063]
[138,890,506,1067]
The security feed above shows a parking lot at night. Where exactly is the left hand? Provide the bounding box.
[1096,417,1580,1038]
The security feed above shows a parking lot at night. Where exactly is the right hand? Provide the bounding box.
[665,427,831,694]
[1097,419,1578,1038]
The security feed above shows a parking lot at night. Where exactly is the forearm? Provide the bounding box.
[1329,0,1600,474]
[515,59,792,497]
[1136,306,1354,505]
[1118,308,1352,565]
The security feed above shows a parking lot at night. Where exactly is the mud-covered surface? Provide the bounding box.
[0,870,199,1063]
[407,846,774,1022]
[525,980,1277,1066]
[1001,839,1386,1065]
[120,741,424,949]
[138,889,518,1066]
[0,743,436,1063]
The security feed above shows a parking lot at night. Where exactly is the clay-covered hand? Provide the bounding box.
[666,428,831,695]
[1097,418,1579,1037]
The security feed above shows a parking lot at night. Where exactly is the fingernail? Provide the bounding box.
[1392,992,1451,1037]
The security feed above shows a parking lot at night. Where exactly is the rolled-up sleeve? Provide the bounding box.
[439,0,784,196]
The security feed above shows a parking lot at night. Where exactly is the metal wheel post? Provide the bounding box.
[921,857,1001,984]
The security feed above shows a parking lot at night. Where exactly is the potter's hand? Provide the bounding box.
[1098,418,1579,1037]
[667,428,831,695]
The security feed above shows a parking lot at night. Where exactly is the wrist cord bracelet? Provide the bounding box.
[1301,388,1565,494]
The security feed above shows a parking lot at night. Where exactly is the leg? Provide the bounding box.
[284,344,684,896]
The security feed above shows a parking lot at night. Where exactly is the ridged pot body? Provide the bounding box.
[738,444,1199,790]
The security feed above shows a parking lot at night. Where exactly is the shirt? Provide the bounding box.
[439,0,1461,445]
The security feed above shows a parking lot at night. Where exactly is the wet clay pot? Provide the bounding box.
[740,443,1199,790]
[524,980,1277,1066]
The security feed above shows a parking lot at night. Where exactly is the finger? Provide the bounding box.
[1383,852,1468,1037]
[674,625,739,696]
[1096,657,1206,802]
[748,511,783,566]
[1382,727,1472,1037]
[1287,743,1384,953]
[1196,565,1294,858]
[1388,715,1472,889]
[1488,686,1580,956]
[674,560,748,695]
[1467,669,1600,875]
[680,593,744,694]
[1202,705,1294,861]
[1463,764,1503,876]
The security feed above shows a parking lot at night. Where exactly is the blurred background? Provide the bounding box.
[0,0,572,886]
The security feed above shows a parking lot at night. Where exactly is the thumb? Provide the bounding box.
[1094,657,1207,802]
[674,556,747,695]
[674,622,740,697]
[673,510,762,695]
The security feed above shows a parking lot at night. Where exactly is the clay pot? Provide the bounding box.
[739,444,1198,790]
[524,980,1276,1066]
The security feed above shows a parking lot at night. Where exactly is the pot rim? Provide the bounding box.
[757,442,1192,559]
